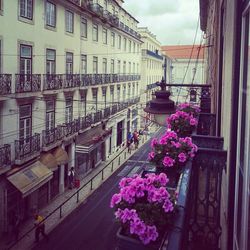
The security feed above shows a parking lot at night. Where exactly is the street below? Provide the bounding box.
[33,128,164,250]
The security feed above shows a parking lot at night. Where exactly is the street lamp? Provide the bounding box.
[144,78,175,126]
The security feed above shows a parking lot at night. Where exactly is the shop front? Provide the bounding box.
[76,124,111,179]
[6,161,53,224]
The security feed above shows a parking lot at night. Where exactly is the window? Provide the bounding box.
[65,10,74,33]
[104,0,108,10]
[110,86,114,103]
[111,32,115,47]
[20,0,33,20]
[19,104,32,140]
[46,49,56,74]
[128,84,131,99]
[93,56,98,74]
[111,59,114,74]
[129,40,132,53]
[81,90,87,116]
[65,97,73,123]
[102,87,107,108]
[123,37,127,51]
[66,52,73,74]
[92,88,98,111]
[102,27,107,44]
[123,85,126,101]
[133,63,135,74]
[128,62,131,74]
[118,35,121,49]
[46,100,55,130]
[81,54,87,74]
[117,60,121,74]
[123,61,126,74]
[133,42,136,53]
[102,58,107,73]
[117,85,120,102]
[46,1,56,27]
[81,17,87,38]
[132,83,135,97]
[20,44,32,74]
[93,24,98,41]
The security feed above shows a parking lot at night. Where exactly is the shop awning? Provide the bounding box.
[53,147,69,165]
[40,153,58,171]
[7,161,53,198]
[76,125,112,153]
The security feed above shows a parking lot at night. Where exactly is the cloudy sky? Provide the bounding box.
[123,0,202,45]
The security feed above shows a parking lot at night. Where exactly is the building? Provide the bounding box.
[199,0,250,249]
[137,27,165,128]
[0,0,142,235]
[161,45,205,103]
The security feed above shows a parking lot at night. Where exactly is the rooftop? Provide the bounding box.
[161,45,205,60]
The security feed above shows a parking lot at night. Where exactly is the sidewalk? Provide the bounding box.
[1,127,157,250]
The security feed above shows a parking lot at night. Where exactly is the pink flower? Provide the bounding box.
[163,156,175,167]
[151,138,158,148]
[110,193,122,208]
[148,151,155,160]
[190,118,198,126]
[178,152,187,163]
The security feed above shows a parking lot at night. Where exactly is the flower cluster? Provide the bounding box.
[110,173,175,245]
[177,102,201,117]
[149,131,198,171]
[167,110,198,137]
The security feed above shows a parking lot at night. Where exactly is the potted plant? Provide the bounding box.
[167,111,198,137]
[110,173,176,249]
[148,131,198,186]
[176,102,201,117]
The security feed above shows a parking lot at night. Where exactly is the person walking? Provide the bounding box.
[133,130,139,149]
[68,167,75,189]
[34,214,48,243]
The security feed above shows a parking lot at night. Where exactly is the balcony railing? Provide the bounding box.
[94,74,103,85]
[0,74,12,95]
[81,74,93,86]
[43,74,63,91]
[15,74,41,93]
[63,119,80,137]
[0,144,11,167]
[145,49,163,60]
[42,126,63,147]
[63,74,81,88]
[87,3,104,17]
[15,133,40,161]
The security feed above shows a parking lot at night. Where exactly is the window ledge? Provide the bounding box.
[45,25,57,32]
[65,31,74,37]
[18,16,34,25]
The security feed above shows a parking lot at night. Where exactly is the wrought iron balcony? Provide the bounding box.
[87,3,104,17]
[0,74,12,95]
[80,114,93,130]
[63,74,81,88]
[15,133,40,161]
[15,74,41,93]
[104,107,111,118]
[0,144,11,167]
[103,10,112,21]
[119,22,125,29]
[93,110,102,123]
[42,126,63,148]
[81,74,93,86]
[109,14,119,27]
[111,104,118,115]
[145,49,164,60]
[68,0,81,6]
[125,25,129,32]
[103,74,111,84]
[63,119,80,137]
[112,74,118,83]
[43,74,63,91]
[93,74,103,85]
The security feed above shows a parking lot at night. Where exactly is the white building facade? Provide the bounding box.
[138,27,164,129]
[0,0,142,234]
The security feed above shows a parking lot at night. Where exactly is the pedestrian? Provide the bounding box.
[34,214,48,243]
[133,130,139,149]
[68,167,75,189]
[127,139,132,153]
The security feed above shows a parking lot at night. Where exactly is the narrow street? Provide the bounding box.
[33,128,164,250]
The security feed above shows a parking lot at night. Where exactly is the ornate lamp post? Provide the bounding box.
[144,78,176,126]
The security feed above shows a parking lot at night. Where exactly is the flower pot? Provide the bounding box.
[116,227,162,250]
[156,166,182,188]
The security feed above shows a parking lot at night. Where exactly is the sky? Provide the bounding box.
[123,0,202,45]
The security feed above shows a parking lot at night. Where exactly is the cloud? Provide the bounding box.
[123,0,201,45]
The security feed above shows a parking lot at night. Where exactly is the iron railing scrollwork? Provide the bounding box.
[15,74,41,93]
[42,126,63,147]
[0,144,11,167]
[43,74,63,91]
[0,74,12,95]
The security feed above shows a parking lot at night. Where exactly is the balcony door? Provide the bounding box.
[20,45,32,91]
[19,104,32,143]
[46,49,56,75]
